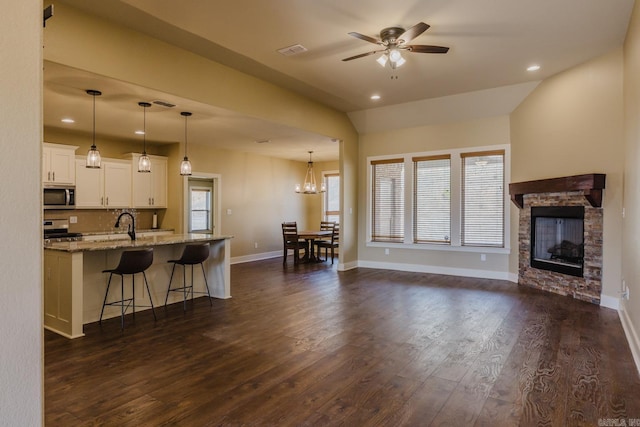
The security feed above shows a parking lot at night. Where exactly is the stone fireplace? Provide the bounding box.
[509,174,605,304]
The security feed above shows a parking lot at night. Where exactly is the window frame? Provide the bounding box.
[322,171,340,224]
[366,144,510,254]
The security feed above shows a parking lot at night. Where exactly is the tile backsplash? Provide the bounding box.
[43,209,164,233]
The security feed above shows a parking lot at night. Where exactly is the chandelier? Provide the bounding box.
[295,151,326,194]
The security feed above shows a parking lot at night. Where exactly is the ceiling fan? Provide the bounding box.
[342,22,449,69]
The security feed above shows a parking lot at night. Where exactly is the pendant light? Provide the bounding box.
[295,151,326,194]
[180,111,192,176]
[137,101,151,173]
[85,89,102,168]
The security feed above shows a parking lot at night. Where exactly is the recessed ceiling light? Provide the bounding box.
[371,94,381,100]
[135,130,145,135]
[61,118,75,124]
[527,64,541,72]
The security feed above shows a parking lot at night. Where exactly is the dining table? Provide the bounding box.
[298,230,333,263]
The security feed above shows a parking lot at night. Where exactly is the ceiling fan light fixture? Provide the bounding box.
[389,49,402,62]
[376,54,388,67]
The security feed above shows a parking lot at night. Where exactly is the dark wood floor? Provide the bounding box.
[45,258,640,426]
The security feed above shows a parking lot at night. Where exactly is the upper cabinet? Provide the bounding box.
[128,154,168,208]
[43,143,78,185]
[75,158,131,209]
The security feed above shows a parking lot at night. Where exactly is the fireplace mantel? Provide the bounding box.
[509,174,606,208]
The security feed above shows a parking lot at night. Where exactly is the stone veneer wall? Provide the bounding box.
[519,191,603,304]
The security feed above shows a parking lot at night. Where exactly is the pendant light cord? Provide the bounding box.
[92,93,96,148]
[184,114,188,158]
[143,105,147,155]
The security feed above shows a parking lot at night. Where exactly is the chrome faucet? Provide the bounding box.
[115,212,136,241]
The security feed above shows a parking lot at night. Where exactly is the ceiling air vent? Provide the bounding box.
[277,44,308,56]
[152,99,176,108]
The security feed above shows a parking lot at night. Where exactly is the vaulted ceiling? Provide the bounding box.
[47,0,634,161]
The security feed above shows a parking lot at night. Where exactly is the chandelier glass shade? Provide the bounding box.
[180,111,192,176]
[137,101,151,173]
[295,151,326,194]
[85,89,102,168]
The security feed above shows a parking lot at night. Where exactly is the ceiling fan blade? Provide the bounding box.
[398,22,430,44]
[406,45,449,54]
[342,50,384,61]
[348,32,382,45]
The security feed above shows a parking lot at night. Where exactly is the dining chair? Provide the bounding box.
[317,221,335,244]
[282,222,307,265]
[316,223,339,264]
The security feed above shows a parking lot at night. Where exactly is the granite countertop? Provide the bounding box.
[80,228,174,237]
[44,233,233,253]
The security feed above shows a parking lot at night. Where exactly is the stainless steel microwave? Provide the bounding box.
[43,185,75,209]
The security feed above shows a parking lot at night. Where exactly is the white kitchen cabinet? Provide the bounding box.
[43,143,78,185]
[129,154,167,208]
[75,158,131,208]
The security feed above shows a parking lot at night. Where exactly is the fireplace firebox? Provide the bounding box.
[530,206,584,277]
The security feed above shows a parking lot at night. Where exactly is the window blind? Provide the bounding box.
[413,155,451,244]
[372,159,404,242]
[461,150,504,247]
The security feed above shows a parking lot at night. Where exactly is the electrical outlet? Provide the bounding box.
[480,253,486,261]
[254,242,258,249]
[384,248,389,255]
[226,209,232,215]
[69,216,77,224]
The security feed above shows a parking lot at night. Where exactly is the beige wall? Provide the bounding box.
[510,48,625,302]
[358,115,511,276]
[44,1,359,266]
[0,0,43,423]
[622,0,640,360]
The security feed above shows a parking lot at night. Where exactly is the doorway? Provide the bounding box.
[183,174,221,234]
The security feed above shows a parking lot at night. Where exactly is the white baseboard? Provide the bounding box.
[230,250,281,265]
[600,294,620,310]
[619,304,640,376]
[338,260,359,271]
[356,260,513,281]
[507,272,518,283]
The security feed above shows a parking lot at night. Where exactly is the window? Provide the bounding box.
[188,178,214,233]
[323,173,340,223]
[368,145,509,251]
[371,159,404,242]
[461,150,504,247]
[413,155,450,244]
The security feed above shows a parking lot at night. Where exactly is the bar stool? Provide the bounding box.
[164,243,212,311]
[100,248,156,329]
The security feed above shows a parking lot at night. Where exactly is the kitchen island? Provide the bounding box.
[44,234,233,338]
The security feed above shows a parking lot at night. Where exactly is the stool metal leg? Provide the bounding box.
[200,262,212,306]
[165,263,177,306]
[132,275,136,319]
[120,274,125,329]
[183,264,187,311]
[100,273,114,324]
[142,271,156,320]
